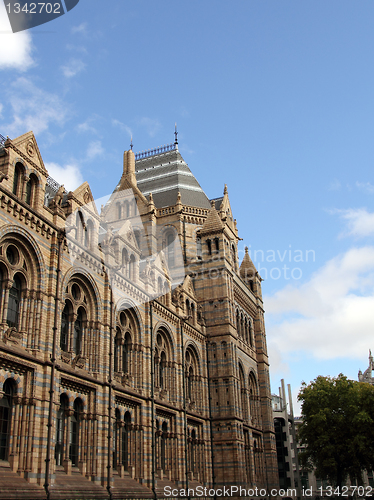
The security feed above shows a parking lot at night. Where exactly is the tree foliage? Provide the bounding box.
[298,374,374,488]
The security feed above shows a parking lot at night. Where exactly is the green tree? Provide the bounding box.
[298,374,374,488]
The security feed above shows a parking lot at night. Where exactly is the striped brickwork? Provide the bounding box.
[0,132,278,499]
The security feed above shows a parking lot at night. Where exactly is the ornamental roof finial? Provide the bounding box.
[130,135,133,151]
[174,123,178,145]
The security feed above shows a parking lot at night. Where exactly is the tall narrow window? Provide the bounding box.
[0,379,14,460]
[25,179,32,205]
[73,309,83,355]
[167,233,175,267]
[196,236,202,259]
[70,399,82,466]
[161,422,167,470]
[60,304,69,351]
[190,429,196,473]
[123,412,131,470]
[113,409,120,467]
[114,327,121,372]
[55,394,68,465]
[160,351,166,389]
[187,366,193,401]
[123,333,130,373]
[7,275,21,329]
[13,164,22,196]
[207,239,212,255]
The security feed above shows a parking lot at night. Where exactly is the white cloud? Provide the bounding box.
[0,3,34,70]
[61,58,85,78]
[4,77,69,136]
[85,140,104,161]
[112,119,132,139]
[0,103,3,118]
[77,117,99,135]
[45,162,83,191]
[333,208,374,238]
[356,181,374,194]
[265,246,374,361]
[71,22,87,35]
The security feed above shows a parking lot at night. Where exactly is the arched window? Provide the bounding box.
[214,237,219,253]
[161,421,167,470]
[249,372,260,426]
[239,365,247,421]
[187,366,193,401]
[60,280,93,360]
[122,249,128,276]
[114,309,138,381]
[196,235,202,259]
[117,203,121,219]
[84,219,94,250]
[154,329,174,400]
[129,255,136,282]
[114,329,120,373]
[70,398,83,466]
[73,308,84,355]
[160,351,166,389]
[55,394,68,465]
[7,275,21,329]
[231,244,237,270]
[190,429,196,473]
[13,163,23,197]
[236,310,240,338]
[123,332,130,373]
[134,229,141,249]
[123,412,131,470]
[206,239,212,256]
[113,409,120,468]
[60,302,70,352]
[166,233,175,267]
[25,174,38,207]
[0,379,15,460]
[185,346,201,409]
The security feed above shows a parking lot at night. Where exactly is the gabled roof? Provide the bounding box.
[135,147,210,209]
[11,131,47,173]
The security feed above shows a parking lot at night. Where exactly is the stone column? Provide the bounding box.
[9,395,21,472]
[63,408,73,475]
[34,293,42,350]
[1,280,12,326]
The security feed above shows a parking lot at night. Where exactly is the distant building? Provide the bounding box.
[358,350,374,385]
[272,380,301,497]
[0,131,279,499]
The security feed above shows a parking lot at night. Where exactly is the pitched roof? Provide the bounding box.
[135,147,210,209]
[200,203,224,235]
[240,246,257,279]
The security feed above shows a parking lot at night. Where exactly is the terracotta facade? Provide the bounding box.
[0,131,278,499]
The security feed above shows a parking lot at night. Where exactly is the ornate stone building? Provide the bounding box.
[0,130,278,499]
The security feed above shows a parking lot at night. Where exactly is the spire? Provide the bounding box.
[174,123,178,147]
[224,184,228,195]
[240,246,257,281]
[200,201,224,235]
[130,135,133,151]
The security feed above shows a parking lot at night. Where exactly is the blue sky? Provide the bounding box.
[1,0,374,414]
